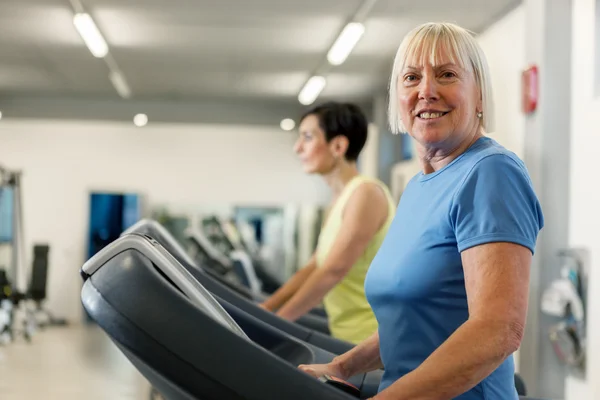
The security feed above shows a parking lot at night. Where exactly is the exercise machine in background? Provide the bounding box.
[0,165,34,343]
[0,166,25,297]
[200,215,284,294]
[28,244,68,328]
[0,165,67,345]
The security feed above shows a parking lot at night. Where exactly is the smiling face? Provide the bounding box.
[397,46,482,150]
[387,23,495,153]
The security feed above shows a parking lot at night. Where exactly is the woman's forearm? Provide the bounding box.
[262,263,316,311]
[276,267,342,321]
[373,318,521,400]
[334,331,383,379]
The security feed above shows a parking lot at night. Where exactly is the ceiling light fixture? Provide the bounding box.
[133,114,148,127]
[280,118,295,131]
[0,111,3,121]
[298,76,327,106]
[73,13,109,58]
[327,22,365,66]
[109,70,132,99]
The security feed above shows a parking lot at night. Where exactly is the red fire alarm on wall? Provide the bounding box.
[522,65,538,114]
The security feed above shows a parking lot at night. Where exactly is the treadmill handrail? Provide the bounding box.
[207,216,240,251]
[229,250,263,297]
[185,226,232,268]
[81,233,249,340]
[122,219,198,267]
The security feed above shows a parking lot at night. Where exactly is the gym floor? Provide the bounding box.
[0,324,151,399]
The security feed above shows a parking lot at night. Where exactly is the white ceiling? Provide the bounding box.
[0,0,519,122]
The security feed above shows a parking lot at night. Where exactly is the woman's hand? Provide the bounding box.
[258,260,318,314]
[298,362,347,380]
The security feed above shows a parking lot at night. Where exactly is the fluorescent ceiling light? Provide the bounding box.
[280,118,295,131]
[73,13,109,58]
[327,22,365,66]
[298,76,326,106]
[109,70,132,99]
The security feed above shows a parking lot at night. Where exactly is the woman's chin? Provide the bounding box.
[413,129,453,146]
[301,164,318,174]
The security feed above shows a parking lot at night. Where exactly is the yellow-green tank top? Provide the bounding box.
[315,175,396,344]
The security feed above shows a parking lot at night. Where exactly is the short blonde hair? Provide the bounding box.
[388,22,495,134]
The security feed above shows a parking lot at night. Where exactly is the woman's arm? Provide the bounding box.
[334,331,384,377]
[372,242,530,400]
[300,331,383,379]
[276,183,389,321]
[261,256,317,311]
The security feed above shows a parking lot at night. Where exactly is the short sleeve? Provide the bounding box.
[450,154,544,254]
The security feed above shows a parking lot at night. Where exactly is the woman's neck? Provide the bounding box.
[322,161,360,196]
[418,132,483,174]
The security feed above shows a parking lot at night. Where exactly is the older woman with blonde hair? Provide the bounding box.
[298,22,544,400]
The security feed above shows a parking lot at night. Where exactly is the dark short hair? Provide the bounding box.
[300,102,368,161]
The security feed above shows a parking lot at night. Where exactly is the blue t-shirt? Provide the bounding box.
[364,137,544,399]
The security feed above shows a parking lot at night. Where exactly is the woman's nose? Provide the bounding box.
[418,75,440,102]
[293,139,302,154]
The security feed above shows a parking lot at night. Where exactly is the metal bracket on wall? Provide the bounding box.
[549,247,589,379]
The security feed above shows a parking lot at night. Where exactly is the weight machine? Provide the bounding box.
[0,165,65,345]
[0,166,25,289]
[0,165,33,342]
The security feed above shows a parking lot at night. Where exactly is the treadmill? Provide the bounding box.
[80,233,381,400]
[170,223,330,333]
[201,215,329,318]
[184,225,234,278]
[185,225,266,297]
[80,233,546,400]
[122,219,344,352]
[185,224,264,299]
[124,219,533,398]
[201,215,284,294]
[181,230,261,302]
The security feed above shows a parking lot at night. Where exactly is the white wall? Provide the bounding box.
[0,120,330,323]
[566,0,600,398]
[476,5,526,158]
[359,123,380,179]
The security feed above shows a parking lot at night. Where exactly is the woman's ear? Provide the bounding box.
[330,136,349,159]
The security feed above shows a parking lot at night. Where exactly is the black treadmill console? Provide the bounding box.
[318,375,361,398]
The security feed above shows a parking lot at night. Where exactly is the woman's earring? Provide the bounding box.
[477,111,483,119]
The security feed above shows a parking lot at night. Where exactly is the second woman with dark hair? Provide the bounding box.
[260,102,396,345]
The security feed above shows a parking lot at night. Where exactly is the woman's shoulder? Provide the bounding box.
[351,175,393,193]
[453,139,540,212]
[350,176,394,204]
[463,137,530,178]
[337,176,395,223]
